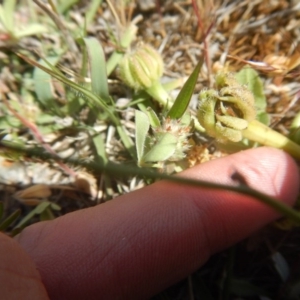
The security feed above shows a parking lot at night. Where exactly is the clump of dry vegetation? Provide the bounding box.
[1,0,300,298]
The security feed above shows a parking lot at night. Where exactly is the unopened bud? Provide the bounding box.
[119,43,164,90]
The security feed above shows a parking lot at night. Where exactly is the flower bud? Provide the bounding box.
[198,73,257,143]
[119,43,164,90]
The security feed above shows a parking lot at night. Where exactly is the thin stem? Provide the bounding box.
[2,141,300,225]
[106,15,142,76]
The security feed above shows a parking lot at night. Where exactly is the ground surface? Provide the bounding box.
[1,0,300,299]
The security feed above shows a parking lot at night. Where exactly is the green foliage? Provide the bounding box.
[133,61,205,167]
[197,70,300,159]
[78,37,110,103]
[289,110,300,144]
[0,203,21,231]
[33,56,62,110]
[141,132,177,164]
[14,201,61,230]
[0,0,47,42]
[135,110,150,164]
[198,72,256,143]
[167,59,202,119]
[235,67,270,125]
[0,194,61,235]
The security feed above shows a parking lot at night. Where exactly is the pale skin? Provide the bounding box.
[1,147,299,300]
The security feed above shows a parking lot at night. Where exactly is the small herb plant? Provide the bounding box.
[1,0,300,227]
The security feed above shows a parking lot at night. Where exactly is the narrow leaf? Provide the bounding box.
[0,209,21,231]
[145,107,160,128]
[35,201,52,214]
[57,0,80,13]
[1,0,16,33]
[92,132,107,164]
[14,202,51,228]
[50,202,61,211]
[81,37,110,102]
[17,24,48,38]
[85,0,103,25]
[106,20,138,76]
[167,59,203,119]
[17,53,111,116]
[33,56,61,107]
[40,207,55,221]
[135,110,150,163]
[18,52,136,159]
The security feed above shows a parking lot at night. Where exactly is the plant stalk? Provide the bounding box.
[243,120,300,160]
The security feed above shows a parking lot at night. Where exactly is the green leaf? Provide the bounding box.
[290,110,300,130]
[50,202,61,211]
[256,111,270,125]
[16,24,48,38]
[14,202,51,229]
[36,114,56,124]
[235,67,269,124]
[92,131,107,164]
[33,56,61,108]
[135,110,150,163]
[80,37,110,102]
[0,115,21,129]
[57,0,80,13]
[18,52,136,159]
[18,53,112,117]
[40,207,55,221]
[0,0,16,33]
[106,21,138,76]
[116,125,136,160]
[141,132,177,163]
[167,59,203,119]
[85,0,103,25]
[0,209,21,231]
[35,201,51,214]
[145,107,160,128]
[289,111,300,144]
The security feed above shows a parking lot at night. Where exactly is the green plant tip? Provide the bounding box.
[119,43,164,90]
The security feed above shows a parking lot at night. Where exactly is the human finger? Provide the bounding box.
[16,147,299,300]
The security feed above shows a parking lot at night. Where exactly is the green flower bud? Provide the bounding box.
[198,72,257,143]
[198,72,300,159]
[119,43,164,90]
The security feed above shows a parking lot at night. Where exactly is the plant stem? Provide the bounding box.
[106,15,142,76]
[2,141,300,225]
[146,81,172,108]
[243,120,300,160]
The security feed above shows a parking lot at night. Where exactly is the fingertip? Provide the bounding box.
[0,233,49,299]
